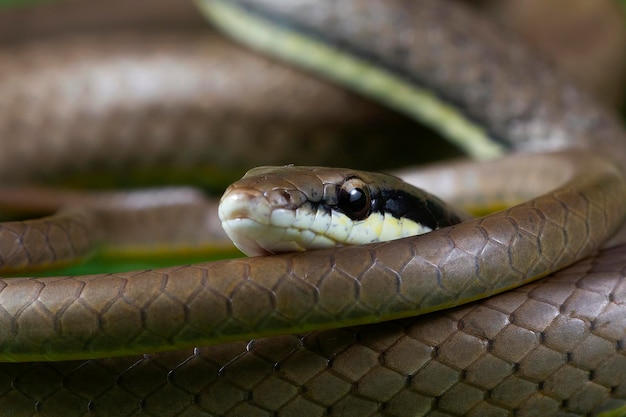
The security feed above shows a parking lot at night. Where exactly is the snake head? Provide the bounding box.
[219,165,465,256]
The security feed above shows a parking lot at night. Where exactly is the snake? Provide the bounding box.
[0,0,626,416]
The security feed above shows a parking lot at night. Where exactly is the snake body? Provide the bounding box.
[1,0,626,416]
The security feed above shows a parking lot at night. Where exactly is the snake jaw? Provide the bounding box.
[219,178,335,256]
[219,184,317,256]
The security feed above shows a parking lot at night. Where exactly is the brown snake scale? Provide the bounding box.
[1,246,625,416]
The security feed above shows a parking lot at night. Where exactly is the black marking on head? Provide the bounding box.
[379,190,462,230]
[314,175,462,229]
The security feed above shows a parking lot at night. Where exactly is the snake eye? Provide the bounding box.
[337,178,371,220]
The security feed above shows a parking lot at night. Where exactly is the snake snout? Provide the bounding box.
[219,186,308,256]
[219,187,271,223]
[219,186,272,256]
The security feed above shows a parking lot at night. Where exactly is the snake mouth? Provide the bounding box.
[219,185,334,256]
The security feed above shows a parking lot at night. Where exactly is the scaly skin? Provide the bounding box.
[0,0,626,416]
[0,31,435,188]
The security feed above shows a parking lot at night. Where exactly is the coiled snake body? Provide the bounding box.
[0,0,626,416]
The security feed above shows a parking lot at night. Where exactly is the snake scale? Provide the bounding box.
[0,0,626,416]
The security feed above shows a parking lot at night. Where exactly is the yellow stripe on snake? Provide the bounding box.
[1,1,626,416]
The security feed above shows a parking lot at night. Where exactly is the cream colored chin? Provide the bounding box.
[221,217,336,257]
[220,196,433,257]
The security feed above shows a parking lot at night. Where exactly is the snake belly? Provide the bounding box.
[0,1,626,417]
